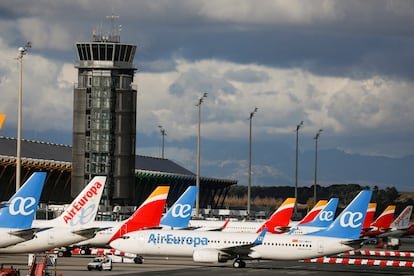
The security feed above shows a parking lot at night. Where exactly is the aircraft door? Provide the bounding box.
[47,229,55,245]
[317,241,324,254]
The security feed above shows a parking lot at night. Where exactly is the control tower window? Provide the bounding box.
[92,44,99,60]
[100,45,106,61]
[107,45,113,61]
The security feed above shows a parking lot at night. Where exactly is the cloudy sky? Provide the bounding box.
[1,1,414,190]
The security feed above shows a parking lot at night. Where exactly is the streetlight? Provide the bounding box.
[294,120,303,218]
[247,107,258,219]
[195,92,207,216]
[158,125,167,159]
[313,129,323,206]
[16,42,31,192]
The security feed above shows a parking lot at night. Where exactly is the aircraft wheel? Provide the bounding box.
[233,259,244,268]
[134,256,143,264]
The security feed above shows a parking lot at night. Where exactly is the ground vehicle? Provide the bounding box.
[87,256,112,271]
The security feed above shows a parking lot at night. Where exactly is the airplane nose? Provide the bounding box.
[109,239,121,249]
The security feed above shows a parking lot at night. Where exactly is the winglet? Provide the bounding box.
[257,198,295,233]
[298,200,328,225]
[310,190,372,239]
[253,227,267,246]
[160,186,198,229]
[0,172,46,229]
[108,186,169,243]
[55,176,106,227]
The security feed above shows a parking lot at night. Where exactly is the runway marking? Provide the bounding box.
[302,257,414,267]
[341,250,414,258]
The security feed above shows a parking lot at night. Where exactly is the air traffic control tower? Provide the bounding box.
[72,20,137,208]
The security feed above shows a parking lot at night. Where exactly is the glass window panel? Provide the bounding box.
[92,44,98,60]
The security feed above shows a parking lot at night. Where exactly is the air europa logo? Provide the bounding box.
[171,204,192,218]
[339,211,363,228]
[319,211,334,221]
[9,196,36,216]
[63,181,102,224]
[148,233,208,247]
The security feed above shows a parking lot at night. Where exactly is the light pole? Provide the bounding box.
[313,129,323,206]
[294,120,303,218]
[247,107,258,219]
[158,125,167,159]
[16,42,31,192]
[195,92,207,216]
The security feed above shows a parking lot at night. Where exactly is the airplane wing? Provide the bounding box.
[217,228,267,257]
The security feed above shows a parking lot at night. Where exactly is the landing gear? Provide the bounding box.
[232,259,246,268]
[134,256,144,264]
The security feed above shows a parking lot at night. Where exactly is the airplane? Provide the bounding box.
[0,176,106,253]
[0,172,46,248]
[188,198,296,233]
[378,205,413,238]
[288,198,339,235]
[110,190,372,268]
[75,185,198,249]
[361,204,396,237]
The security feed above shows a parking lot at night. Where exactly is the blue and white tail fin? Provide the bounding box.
[310,190,372,239]
[160,186,198,229]
[301,198,339,228]
[0,172,46,229]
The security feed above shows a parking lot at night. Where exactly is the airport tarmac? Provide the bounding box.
[1,254,414,276]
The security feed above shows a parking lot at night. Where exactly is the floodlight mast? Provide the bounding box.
[16,42,31,192]
[195,92,207,216]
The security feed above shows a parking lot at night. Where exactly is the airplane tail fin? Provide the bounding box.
[310,190,372,239]
[301,198,339,228]
[298,200,328,225]
[0,113,5,128]
[54,176,106,227]
[257,198,295,233]
[109,186,169,243]
[0,172,46,229]
[160,186,198,229]
[391,205,412,229]
[371,205,396,229]
[362,203,377,229]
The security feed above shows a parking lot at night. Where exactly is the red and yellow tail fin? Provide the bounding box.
[257,198,295,233]
[362,203,377,229]
[0,114,6,129]
[299,200,328,225]
[372,205,396,228]
[109,186,170,243]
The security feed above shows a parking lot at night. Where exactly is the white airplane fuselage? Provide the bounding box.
[0,227,90,253]
[0,229,30,248]
[110,229,354,261]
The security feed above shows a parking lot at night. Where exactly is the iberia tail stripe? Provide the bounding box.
[109,186,170,243]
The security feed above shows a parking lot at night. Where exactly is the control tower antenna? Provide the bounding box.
[106,13,120,41]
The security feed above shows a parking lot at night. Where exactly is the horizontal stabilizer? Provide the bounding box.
[72,227,102,239]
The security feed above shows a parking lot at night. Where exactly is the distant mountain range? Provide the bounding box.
[192,140,414,192]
